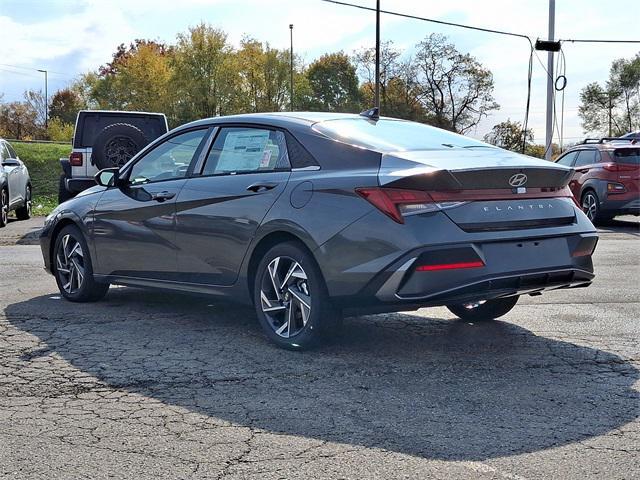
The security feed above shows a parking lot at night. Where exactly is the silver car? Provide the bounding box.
[0,139,32,227]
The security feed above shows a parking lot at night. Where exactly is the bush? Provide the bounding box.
[47,117,74,142]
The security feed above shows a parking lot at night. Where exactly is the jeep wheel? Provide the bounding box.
[92,123,149,170]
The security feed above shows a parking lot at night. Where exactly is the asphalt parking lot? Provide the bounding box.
[1,217,639,479]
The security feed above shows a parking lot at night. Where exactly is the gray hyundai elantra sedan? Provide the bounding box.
[40,111,598,349]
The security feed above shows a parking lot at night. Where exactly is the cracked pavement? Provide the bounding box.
[0,218,639,479]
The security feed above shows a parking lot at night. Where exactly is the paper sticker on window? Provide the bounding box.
[216,130,270,172]
[260,150,272,167]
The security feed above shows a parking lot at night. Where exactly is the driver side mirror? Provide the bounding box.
[2,159,20,167]
[95,168,120,187]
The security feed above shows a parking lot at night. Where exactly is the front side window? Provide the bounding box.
[5,143,17,159]
[202,127,290,176]
[128,129,207,185]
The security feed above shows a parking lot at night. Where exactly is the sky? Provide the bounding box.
[0,0,639,144]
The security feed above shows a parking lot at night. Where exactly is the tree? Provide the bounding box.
[579,52,640,136]
[306,52,360,112]
[235,38,290,113]
[414,34,499,133]
[484,119,533,152]
[24,90,47,129]
[171,23,236,123]
[47,117,74,142]
[354,41,423,118]
[92,40,173,113]
[0,101,40,140]
[49,88,84,124]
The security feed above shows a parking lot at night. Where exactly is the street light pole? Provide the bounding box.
[374,0,380,112]
[37,69,48,131]
[289,24,294,112]
[544,0,555,160]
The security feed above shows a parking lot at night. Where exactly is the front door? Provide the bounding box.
[175,126,291,286]
[92,128,210,280]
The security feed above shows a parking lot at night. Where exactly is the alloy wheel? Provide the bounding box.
[582,193,597,221]
[105,136,137,167]
[56,234,85,294]
[260,256,312,338]
[1,190,7,225]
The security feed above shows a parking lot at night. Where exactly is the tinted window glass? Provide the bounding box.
[202,128,290,175]
[556,151,577,166]
[4,142,17,159]
[129,129,207,185]
[574,150,599,167]
[0,143,8,160]
[313,118,488,152]
[614,148,640,165]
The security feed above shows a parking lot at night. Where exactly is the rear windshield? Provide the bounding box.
[614,148,640,165]
[73,112,168,148]
[312,118,489,152]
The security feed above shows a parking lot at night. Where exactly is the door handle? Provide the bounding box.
[576,168,589,173]
[246,182,278,193]
[151,191,176,202]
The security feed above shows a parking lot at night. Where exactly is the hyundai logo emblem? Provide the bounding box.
[508,173,528,187]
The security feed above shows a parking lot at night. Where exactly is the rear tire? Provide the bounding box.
[58,174,73,204]
[581,190,612,224]
[0,188,7,228]
[253,241,341,350]
[447,296,519,322]
[53,225,109,302]
[15,185,31,220]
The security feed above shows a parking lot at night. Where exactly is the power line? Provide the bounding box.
[0,63,69,77]
[320,0,533,42]
[561,39,640,44]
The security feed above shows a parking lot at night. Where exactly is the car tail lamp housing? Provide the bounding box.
[415,261,485,272]
[355,187,465,224]
[603,162,637,172]
[571,236,598,257]
[69,152,83,166]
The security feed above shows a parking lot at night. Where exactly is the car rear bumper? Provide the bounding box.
[65,177,96,194]
[601,197,640,215]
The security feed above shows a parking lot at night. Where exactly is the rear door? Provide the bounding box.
[92,128,210,280]
[175,125,291,286]
[571,148,601,194]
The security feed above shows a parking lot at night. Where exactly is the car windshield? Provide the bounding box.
[312,118,490,152]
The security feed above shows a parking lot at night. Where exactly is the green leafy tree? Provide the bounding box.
[305,52,360,112]
[0,100,40,140]
[47,117,74,142]
[483,119,533,152]
[170,23,236,124]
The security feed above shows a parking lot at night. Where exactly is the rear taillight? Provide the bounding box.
[69,152,83,166]
[355,187,466,224]
[603,162,637,172]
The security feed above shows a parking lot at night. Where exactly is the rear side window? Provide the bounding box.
[4,142,17,159]
[614,148,640,165]
[556,151,577,166]
[574,149,600,167]
[202,127,290,175]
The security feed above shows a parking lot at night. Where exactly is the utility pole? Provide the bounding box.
[289,24,294,112]
[37,69,48,130]
[374,0,380,112]
[544,0,555,160]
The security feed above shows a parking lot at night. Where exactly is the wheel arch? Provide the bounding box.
[48,214,87,273]
[244,228,320,301]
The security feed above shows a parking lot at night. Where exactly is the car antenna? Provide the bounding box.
[359,107,379,121]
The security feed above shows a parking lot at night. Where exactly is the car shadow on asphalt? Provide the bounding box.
[5,288,639,461]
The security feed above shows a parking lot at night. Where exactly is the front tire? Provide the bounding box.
[15,185,31,220]
[447,296,519,322]
[53,225,109,302]
[253,242,341,350]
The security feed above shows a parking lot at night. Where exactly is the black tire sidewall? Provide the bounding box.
[447,296,519,321]
[253,242,335,349]
[581,190,599,222]
[92,123,149,170]
[0,188,7,227]
[15,185,31,220]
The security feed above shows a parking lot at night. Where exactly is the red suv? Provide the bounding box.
[555,138,640,223]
